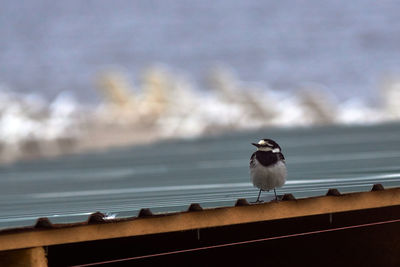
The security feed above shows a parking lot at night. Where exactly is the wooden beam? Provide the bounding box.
[0,247,47,267]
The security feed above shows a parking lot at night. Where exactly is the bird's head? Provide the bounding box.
[252,139,281,153]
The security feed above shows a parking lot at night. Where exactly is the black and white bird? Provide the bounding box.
[250,138,287,202]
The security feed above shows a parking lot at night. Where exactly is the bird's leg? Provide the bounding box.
[256,189,262,202]
[274,188,278,201]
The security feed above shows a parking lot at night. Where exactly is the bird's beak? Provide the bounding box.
[251,143,260,147]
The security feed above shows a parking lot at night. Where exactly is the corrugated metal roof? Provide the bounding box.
[0,122,400,230]
[1,185,400,252]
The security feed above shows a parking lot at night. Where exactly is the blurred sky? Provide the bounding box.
[1,0,400,103]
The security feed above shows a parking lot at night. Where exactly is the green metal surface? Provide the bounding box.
[1,123,400,229]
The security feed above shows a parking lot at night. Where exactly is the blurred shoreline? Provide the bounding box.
[1,66,400,165]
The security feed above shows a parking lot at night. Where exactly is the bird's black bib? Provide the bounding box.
[250,151,285,168]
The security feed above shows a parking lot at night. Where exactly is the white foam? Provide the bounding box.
[0,68,399,162]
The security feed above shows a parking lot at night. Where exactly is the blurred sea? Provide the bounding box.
[1,0,400,162]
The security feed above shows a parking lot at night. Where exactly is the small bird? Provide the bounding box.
[250,138,287,202]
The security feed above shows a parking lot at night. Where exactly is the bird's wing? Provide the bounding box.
[278,152,285,162]
[250,152,256,168]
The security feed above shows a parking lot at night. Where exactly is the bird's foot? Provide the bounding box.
[250,199,264,204]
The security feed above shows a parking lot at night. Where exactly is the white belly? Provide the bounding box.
[250,160,287,191]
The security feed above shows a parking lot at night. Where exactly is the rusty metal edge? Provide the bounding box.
[1,186,400,252]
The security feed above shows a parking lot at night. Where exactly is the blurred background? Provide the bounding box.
[1,0,400,164]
